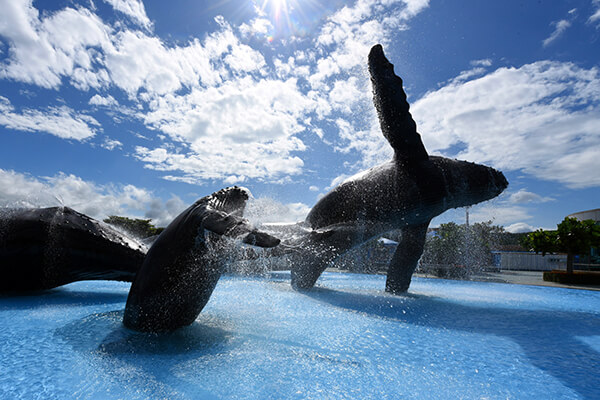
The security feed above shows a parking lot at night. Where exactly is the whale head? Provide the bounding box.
[206,186,251,216]
[430,156,508,210]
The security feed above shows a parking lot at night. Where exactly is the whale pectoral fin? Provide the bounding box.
[385,221,429,294]
[202,209,280,248]
[242,230,280,248]
[201,209,244,235]
[368,44,428,163]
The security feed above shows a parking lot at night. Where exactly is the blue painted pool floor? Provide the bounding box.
[1,272,599,399]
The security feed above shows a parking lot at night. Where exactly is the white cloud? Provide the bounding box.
[0,2,306,183]
[450,67,488,84]
[239,17,273,37]
[411,61,600,189]
[143,195,186,227]
[0,1,112,89]
[89,93,138,122]
[99,17,270,99]
[135,143,305,184]
[312,0,428,88]
[244,197,310,224]
[105,30,185,95]
[106,25,243,95]
[401,0,431,18]
[469,203,534,226]
[101,137,123,150]
[135,76,316,182]
[0,2,254,97]
[471,59,492,67]
[543,19,571,47]
[102,0,152,30]
[0,96,98,140]
[0,168,184,226]
[316,0,429,53]
[224,43,267,74]
[273,56,310,79]
[334,116,393,167]
[508,189,554,204]
[0,0,431,184]
[589,0,600,25]
[329,77,364,113]
[505,222,538,233]
[89,94,119,107]
[301,0,429,167]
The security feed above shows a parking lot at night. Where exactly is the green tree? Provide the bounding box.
[103,216,164,238]
[467,221,504,269]
[522,217,600,274]
[422,222,464,267]
[421,221,504,276]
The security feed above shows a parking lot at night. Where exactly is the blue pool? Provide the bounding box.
[1,272,599,399]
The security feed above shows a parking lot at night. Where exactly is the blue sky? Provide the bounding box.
[0,0,599,231]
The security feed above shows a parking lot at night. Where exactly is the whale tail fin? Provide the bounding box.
[368,44,428,163]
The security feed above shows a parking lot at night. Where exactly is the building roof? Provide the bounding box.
[568,209,600,222]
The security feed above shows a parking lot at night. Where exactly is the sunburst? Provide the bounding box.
[258,0,323,41]
[260,0,293,29]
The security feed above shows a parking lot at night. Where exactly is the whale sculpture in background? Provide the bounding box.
[285,44,508,293]
[0,206,146,292]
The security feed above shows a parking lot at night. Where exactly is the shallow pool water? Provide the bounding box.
[1,272,599,399]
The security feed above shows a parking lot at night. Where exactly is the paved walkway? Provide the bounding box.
[416,270,600,291]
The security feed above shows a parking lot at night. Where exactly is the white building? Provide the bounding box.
[492,251,566,271]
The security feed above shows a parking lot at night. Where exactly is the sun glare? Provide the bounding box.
[261,0,291,22]
[258,0,321,41]
[263,0,288,10]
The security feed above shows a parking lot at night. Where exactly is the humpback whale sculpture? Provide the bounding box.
[1,187,279,332]
[285,44,508,293]
[123,186,279,332]
[0,206,146,292]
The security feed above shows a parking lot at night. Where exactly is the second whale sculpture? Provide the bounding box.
[279,44,508,293]
[123,186,279,332]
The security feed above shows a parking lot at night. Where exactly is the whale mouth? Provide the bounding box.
[208,186,251,216]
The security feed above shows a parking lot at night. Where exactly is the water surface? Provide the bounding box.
[1,273,598,399]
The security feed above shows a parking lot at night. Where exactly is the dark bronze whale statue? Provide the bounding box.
[1,187,279,333]
[123,186,279,332]
[0,206,146,292]
[282,44,508,293]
